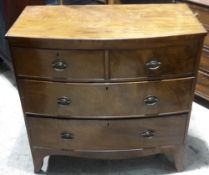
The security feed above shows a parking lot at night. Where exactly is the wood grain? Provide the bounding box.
[6,4,206,40]
[27,114,187,150]
[7,3,205,172]
[12,48,105,81]
[19,78,193,118]
[12,44,199,81]
[8,36,203,50]
[110,44,199,79]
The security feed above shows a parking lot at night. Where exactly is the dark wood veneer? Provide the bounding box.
[12,48,105,81]
[27,114,187,150]
[110,45,199,79]
[19,78,193,118]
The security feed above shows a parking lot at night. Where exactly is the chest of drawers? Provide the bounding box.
[6,4,206,173]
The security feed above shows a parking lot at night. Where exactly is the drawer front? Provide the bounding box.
[12,48,105,81]
[27,114,187,150]
[196,71,209,100]
[110,45,198,80]
[199,49,209,72]
[20,78,193,118]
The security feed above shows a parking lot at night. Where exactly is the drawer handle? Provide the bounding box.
[141,129,155,138]
[52,59,67,71]
[57,96,71,107]
[146,59,161,70]
[144,96,158,106]
[60,132,74,140]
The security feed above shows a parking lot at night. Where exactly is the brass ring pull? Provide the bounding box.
[57,96,71,107]
[60,132,74,140]
[144,96,158,106]
[146,59,161,70]
[52,59,67,71]
[141,129,155,138]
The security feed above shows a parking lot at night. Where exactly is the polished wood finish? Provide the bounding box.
[20,78,193,118]
[12,44,200,81]
[6,5,206,40]
[28,114,187,150]
[110,45,199,80]
[185,0,209,101]
[8,35,202,50]
[12,48,105,81]
[7,4,206,173]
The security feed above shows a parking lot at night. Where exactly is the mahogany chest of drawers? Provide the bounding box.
[6,4,206,173]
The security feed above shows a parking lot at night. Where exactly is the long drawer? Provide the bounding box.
[27,114,187,150]
[110,44,199,80]
[12,48,105,81]
[19,78,193,118]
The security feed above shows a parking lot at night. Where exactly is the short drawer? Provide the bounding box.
[12,48,105,81]
[196,70,209,100]
[27,114,187,150]
[19,78,193,118]
[110,45,198,80]
[199,49,209,72]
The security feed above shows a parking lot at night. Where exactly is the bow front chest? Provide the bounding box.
[6,4,206,173]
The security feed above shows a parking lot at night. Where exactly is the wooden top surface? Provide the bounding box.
[6,4,207,40]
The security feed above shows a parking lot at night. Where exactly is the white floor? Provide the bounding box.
[0,69,209,175]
